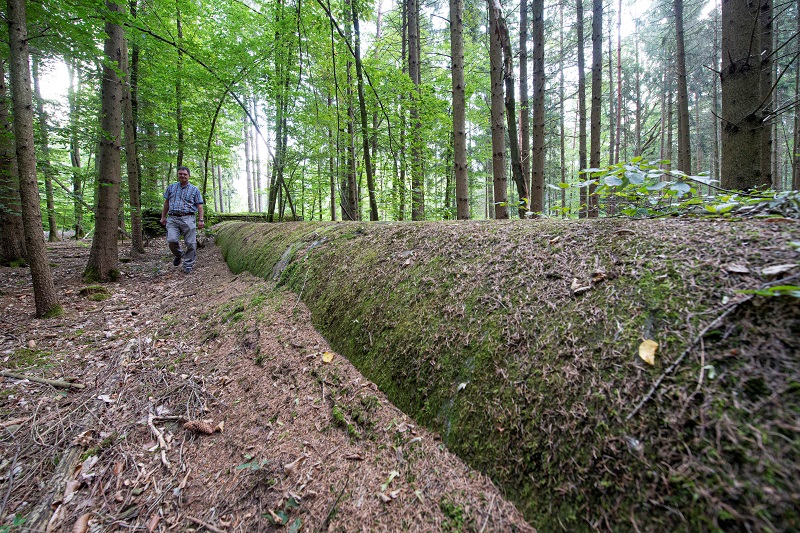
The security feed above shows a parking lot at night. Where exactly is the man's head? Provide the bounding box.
[177,166,190,186]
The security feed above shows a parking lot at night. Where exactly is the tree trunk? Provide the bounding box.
[519,0,530,209]
[720,0,765,190]
[6,0,60,316]
[175,0,184,167]
[559,3,566,217]
[577,0,587,217]
[408,0,424,220]
[85,0,124,283]
[67,62,85,239]
[31,56,59,242]
[589,0,602,217]
[493,2,527,217]
[351,0,378,221]
[614,0,622,164]
[244,113,253,212]
[488,0,508,219]
[0,57,26,265]
[794,0,800,190]
[759,0,773,187]
[451,0,469,219]
[121,36,143,254]
[607,26,615,165]
[253,99,263,211]
[675,0,692,175]
[530,0,545,214]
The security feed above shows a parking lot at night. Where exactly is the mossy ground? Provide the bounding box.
[216,218,800,531]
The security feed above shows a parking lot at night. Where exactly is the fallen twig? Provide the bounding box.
[1,371,85,389]
[147,412,172,469]
[186,515,226,533]
[479,494,496,533]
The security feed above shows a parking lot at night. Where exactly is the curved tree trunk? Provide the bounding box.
[6,0,60,316]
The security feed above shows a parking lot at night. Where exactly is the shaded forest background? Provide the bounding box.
[0,0,799,312]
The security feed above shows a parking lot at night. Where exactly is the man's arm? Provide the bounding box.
[160,198,170,226]
[197,203,205,228]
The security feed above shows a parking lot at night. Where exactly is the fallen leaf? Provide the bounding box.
[724,263,750,274]
[377,493,392,503]
[183,420,217,434]
[321,351,335,363]
[381,470,399,492]
[72,513,91,533]
[761,264,796,277]
[549,236,561,245]
[638,340,658,365]
[146,514,160,532]
[570,278,592,295]
[456,382,467,392]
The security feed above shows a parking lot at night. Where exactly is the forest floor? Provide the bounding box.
[0,238,534,532]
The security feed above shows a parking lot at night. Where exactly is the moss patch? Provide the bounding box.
[215,219,800,530]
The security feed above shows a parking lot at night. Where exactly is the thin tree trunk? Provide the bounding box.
[559,3,566,217]
[615,0,622,163]
[67,62,84,239]
[634,28,642,157]
[175,0,184,167]
[759,0,773,187]
[253,99,263,211]
[409,0,424,220]
[452,0,469,219]
[488,0,508,219]
[6,0,60,316]
[577,0,587,217]
[519,0,530,207]
[244,113,253,212]
[675,0,692,174]
[85,0,124,283]
[530,0,545,214]
[0,57,26,264]
[31,56,59,242]
[589,0,602,217]
[351,0,378,221]
[121,35,143,253]
[794,0,800,190]
[607,25,615,165]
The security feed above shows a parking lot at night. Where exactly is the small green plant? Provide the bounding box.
[79,285,111,301]
[0,514,27,532]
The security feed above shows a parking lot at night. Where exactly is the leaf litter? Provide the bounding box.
[0,238,532,532]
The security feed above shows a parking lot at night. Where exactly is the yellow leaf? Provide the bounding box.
[639,340,658,365]
[322,351,335,363]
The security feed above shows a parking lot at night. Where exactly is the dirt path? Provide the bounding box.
[0,238,533,532]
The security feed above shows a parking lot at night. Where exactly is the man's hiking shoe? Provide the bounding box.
[173,255,182,266]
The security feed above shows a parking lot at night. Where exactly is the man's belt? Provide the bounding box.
[169,211,195,216]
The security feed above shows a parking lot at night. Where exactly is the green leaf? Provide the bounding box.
[646,182,669,191]
[288,518,302,533]
[604,175,623,186]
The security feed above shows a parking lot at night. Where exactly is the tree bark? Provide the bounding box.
[675,0,692,175]
[121,34,143,254]
[6,0,60,316]
[720,0,764,190]
[589,0,602,217]
[67,62,85,239]
[530,0,545,214]
[519,0,530,209]
[351,0,378,221]
[0,57,26,264]
[244,112,253,212]
[794,0,800,190]
[31,56,59,242]
[488,0,508,219]
[759,0,773,187]
[175,0,184,167]
[85,0,124,282]
[451,0,469,219]
[577,0,587,217]
[408,0,424,220]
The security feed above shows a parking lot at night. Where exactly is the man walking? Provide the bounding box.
[160,166,204,273]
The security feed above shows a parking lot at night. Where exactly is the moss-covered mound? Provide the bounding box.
[214,218,800,531]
